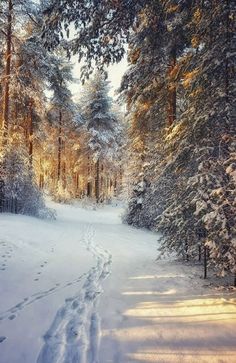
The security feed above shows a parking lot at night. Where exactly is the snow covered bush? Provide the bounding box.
[1,146,54,219]
[52,181,73,204]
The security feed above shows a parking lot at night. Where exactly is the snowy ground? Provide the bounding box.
[0,202,236,363]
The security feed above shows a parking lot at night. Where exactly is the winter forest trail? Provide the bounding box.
[0,203,236,363]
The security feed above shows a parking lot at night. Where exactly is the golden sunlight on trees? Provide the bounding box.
[0,1,123,214]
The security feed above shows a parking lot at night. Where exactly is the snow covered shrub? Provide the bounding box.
[52,181,73,204]
[124,174,150,227]
[1,147,53,219]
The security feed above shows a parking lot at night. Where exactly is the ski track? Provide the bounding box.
[36,224,112,363]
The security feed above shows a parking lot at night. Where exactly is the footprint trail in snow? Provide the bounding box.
[37,225,112,363]
[0,272,87,322]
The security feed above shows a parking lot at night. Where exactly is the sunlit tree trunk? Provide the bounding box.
[62,160,66,189]
[0,0,13,212]
[57,110,62,182]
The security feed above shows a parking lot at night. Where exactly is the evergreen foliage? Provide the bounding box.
[42,0,236,277]
[78,72,123,202]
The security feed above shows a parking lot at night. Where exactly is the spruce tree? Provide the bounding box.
[79,72,121,202]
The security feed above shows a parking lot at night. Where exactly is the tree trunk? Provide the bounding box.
[204,246,208,279]
[114,177,117,197]
[57,110,62,182]
[95,159,100,203]
[28,101,33,167]
[225,0,230,102]
[198,245,201,262]
[167,47,177,126]
[87,182,92,197]
[39,174,44,189]
[0,0,12,212]
[62,161,66,189]
[1,0,13,139]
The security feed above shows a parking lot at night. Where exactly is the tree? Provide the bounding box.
[0,0,60,216]
[42,0,138,78]
[156,0,236,278]
[45,55,80,201]
[79,72,121,202]
[1,0,13,139]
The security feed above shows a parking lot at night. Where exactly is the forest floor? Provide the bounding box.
[0,201,236,363]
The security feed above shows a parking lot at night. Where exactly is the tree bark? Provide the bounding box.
[95,159,100,203]
[28,101,33,167]
[1,0,13,139]
[57,110,62,182]
[0,0,12,212]
[62,161,66,189]
[204,246,208,279]
[225,0,230,102]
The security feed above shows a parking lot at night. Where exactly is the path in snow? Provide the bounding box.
[37,224,112,363]
[0,202,236,363]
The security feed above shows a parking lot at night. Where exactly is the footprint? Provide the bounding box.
[0,336,6,343]
[34,278,39,281]
[37,272,41,275]
[36,296,43,300]
[8,314,16,320]
[72,301,78,309]
[65,297,73,302]
[15,303,23,308]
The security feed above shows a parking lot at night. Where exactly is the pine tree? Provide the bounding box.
[0,0,58,216]
[79,72,121,202]
[46,56,79,201]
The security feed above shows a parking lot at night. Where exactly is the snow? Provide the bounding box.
[0,202,236,363]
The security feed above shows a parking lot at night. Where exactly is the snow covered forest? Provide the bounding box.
[1,0,235,280]
[0,0,236,362]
